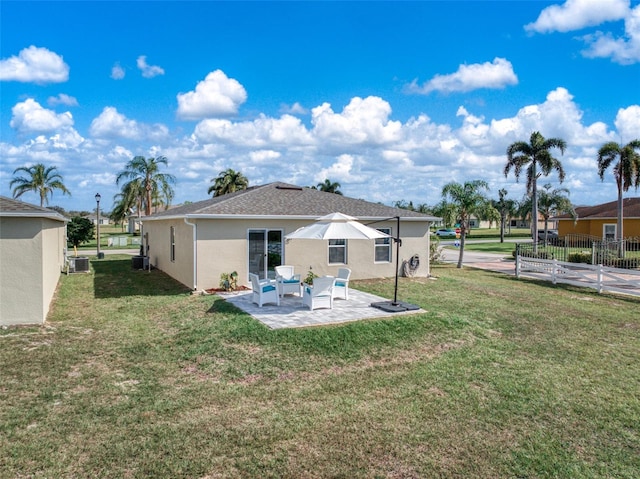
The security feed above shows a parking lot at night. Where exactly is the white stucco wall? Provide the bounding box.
[0,217,65,325]
[145,216,431,291]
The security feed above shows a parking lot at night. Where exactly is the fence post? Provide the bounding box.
[597,264,603,294]
[552,258,557,284]
[515,244,520,278]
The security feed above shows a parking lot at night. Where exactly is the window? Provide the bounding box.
[328,239,346,264]
[375,228,391,263]
[603,224,616,241]
[170,226,176,262]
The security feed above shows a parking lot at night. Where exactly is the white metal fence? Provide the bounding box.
[515,255,640,297]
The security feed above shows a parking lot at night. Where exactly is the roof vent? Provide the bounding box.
[275,185,303,191]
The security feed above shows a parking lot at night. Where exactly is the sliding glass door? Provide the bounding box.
[248,229,282,279]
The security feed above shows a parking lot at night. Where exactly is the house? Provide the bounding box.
[0,196,67,326]
[142,182,439,291]
[555,197,640,239]
[88,214,110,226]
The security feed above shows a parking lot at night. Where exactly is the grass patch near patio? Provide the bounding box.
[1,257,639,478]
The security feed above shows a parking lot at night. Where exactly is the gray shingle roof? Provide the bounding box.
[146,182,438,221]
[0,196,67,221]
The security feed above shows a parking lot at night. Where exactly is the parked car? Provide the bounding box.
[537,229,560,243]
[435,228,457,237]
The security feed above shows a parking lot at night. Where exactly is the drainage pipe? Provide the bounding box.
[184,217,197,290]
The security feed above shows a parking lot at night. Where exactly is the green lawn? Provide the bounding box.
[1,256,639,478]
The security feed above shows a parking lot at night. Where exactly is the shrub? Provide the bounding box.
[568,252,591,264]
[219,271,238,291]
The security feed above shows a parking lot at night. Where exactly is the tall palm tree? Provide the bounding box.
[442,180,490,268]
[504,131,566,249]
[520,184,575,245]
[492,188,518,243]
[208,168,249,197]
[597,140,640,241]
[116,156,176,216]
[315,179,343,195]
[10,163,71,207]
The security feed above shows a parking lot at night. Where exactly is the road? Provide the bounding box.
[437,238,528,275]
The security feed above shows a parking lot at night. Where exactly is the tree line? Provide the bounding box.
[9,134,640,261]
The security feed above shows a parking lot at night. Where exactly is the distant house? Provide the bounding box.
[142,182,439,291]
[88,214,110,225]
[555,197,640,240]
[0,196,67,326]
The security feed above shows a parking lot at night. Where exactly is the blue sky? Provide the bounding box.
[1,0,639,213]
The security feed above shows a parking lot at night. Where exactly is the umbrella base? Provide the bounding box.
[370,301,420,313]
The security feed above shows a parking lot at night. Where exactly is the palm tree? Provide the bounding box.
[116,156,176,216]
[208,168,249,197]
[520,184,575,245]
[504,131,566,250]
[442,180,490,268]
[492,189,518,243]
[597,140,640,242]
[10,163,71,207]
[315,179,343,195]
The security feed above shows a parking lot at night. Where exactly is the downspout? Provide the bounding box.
[184,217,198,291]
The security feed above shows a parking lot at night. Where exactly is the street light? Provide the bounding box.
[95,192,102,259]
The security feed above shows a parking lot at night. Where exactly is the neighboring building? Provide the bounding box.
[0,196,67,326]
[555,197,640,240]
[142,182,439,291]
[88,214,110,225]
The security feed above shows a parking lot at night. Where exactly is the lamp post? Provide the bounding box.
[95,193,102,259]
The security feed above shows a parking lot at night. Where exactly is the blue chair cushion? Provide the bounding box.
[335,281,347,287]
[283,278,299,284]
[262,285,276,292]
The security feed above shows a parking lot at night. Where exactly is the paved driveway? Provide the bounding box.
[441,249,516,275]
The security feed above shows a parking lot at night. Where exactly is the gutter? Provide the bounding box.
[184,217,198,291]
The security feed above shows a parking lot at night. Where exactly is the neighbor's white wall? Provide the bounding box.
[0,217,65,326]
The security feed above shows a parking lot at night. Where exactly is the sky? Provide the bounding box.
[1,0,639,213]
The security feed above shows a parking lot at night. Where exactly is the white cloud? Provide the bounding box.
[177,70,247,120]
[614,104,640,141]
[47,93,78,107]
[89,106,169,140]
[111,62,125,80]
[581,4,640,64]
[0,46,69,83]
[311,96,402,145]
[136,55,164,78]
[280,102,308,115]
[194,113,312,147]
[10,99,74,133]
[406,58,518,94]
[525,0,629,33]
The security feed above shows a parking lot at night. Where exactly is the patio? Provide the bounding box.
[218,288,425,329]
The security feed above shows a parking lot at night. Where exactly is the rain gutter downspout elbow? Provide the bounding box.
[184,217,197,291]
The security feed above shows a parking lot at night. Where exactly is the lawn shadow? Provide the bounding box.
[91,258,192,299]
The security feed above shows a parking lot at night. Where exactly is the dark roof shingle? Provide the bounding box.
[0,196,67,221]
[148,182,438,220]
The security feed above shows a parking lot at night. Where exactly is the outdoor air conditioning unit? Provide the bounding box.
[68,256,90,273]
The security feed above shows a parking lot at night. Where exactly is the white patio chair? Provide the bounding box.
[249,273,280,307]
[302,276,335,311]
[332,267,351,300]
[275,265,302,297]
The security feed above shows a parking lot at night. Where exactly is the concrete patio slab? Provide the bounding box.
[218,289,425,329]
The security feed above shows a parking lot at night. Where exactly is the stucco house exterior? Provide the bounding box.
[142,182,439,291]
[0,196,67,326]
[555,197,640,240]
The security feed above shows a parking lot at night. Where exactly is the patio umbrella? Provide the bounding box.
[285,213,419,313]
[285,212,389,240]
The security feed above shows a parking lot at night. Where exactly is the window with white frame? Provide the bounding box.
[170,226,176,262]
[328,239,346,264]
[603,224,616,241]
[375,228,392,262]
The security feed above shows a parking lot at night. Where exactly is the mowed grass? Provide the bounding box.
[1,256,639,478]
